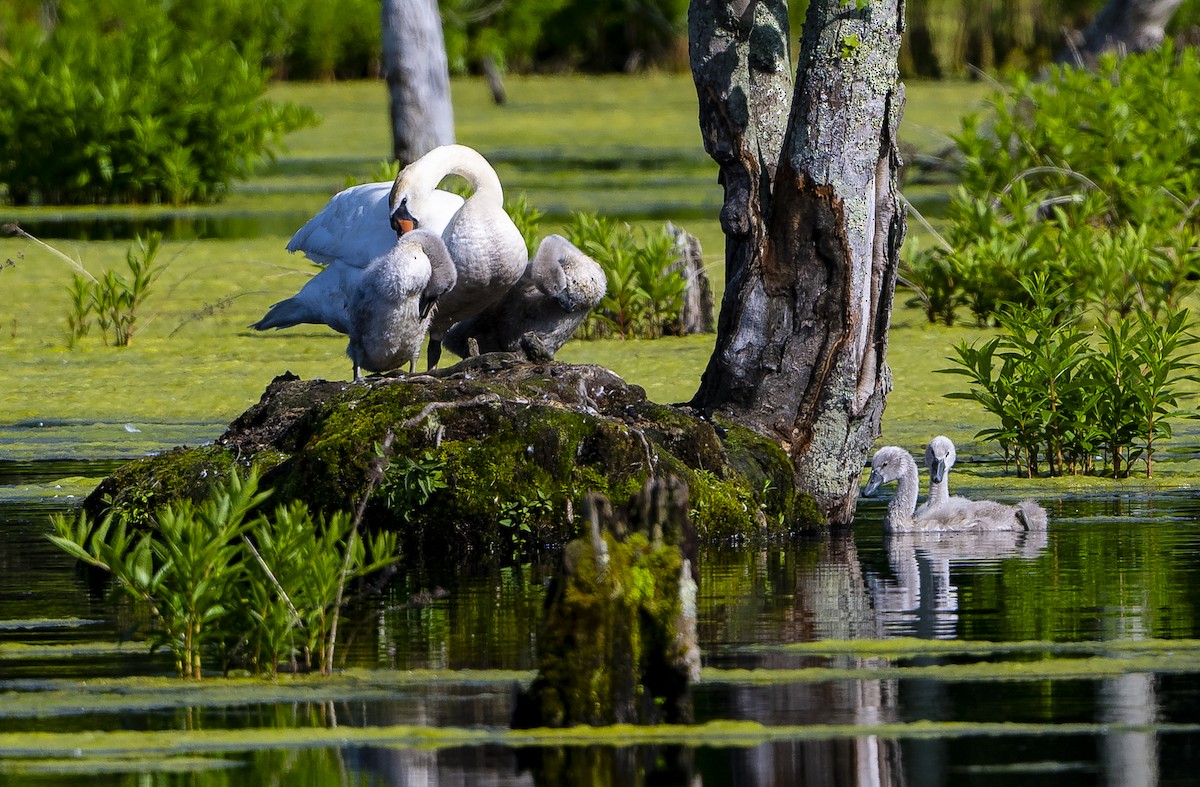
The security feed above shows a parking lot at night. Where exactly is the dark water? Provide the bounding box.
[2,462,1200,785]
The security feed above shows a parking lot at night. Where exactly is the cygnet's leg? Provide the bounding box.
[427,337,443,370]
[352,361,363,382]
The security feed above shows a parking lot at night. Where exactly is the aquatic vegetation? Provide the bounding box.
[943,276,1200,478]
[48,467,399,678]
[909,47,1200,328]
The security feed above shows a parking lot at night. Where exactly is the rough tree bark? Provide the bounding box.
[381,0,456,164]
[1060,0,1184,65]
[689,0,906,525]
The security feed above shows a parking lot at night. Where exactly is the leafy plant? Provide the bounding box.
[64,232,165,347]
[909,46,1200,327]
[942,278,1200,478]
[377,449,448,513]
[566,212,686,339]
[48,467,400,677]
[49,468,269,678]
[505,191,544,258]
[498,490,554,551]
[0,6,316,206]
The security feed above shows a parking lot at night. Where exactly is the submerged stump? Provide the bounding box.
[512,476,700,728]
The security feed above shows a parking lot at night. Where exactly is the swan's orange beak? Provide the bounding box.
[397,219,415,235]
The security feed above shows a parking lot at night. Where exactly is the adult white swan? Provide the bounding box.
[251,181,464,334]
[442,234,607,360]
[347,229,457,380]
[863,445,1047,532]
[389,144,529,368]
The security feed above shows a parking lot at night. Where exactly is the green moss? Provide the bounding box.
[85,445,240,524]
[83,365,826,551]
[516,529,690,727]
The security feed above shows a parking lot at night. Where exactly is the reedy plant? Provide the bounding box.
[49,468,270,679]
[67,232,165,347]
[909,46,1200,328]
[1127,308,1200,478]
[0,7,315,205]
[48,467,400,678]
[943,278,1200,479]
[566,212,685,339]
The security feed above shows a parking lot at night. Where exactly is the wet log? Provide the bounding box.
[511,476,700,728]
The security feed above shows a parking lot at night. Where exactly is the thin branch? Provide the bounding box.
[400,393,501,428]
[6,224,96,282]
[899,193,952,252]
[241,534,303,626]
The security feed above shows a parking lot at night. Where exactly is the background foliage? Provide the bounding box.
[906,45,1200,327]
[4,0,1195,80]
[0,3,316,206]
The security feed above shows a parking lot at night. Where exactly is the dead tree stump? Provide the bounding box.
[512,476,700,728]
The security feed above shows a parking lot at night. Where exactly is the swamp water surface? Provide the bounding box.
[3,457,1200,786]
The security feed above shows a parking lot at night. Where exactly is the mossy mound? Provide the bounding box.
[86,356,818,554]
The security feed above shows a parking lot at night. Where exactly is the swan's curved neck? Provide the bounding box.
[406,145,504,205]
[928,475,949,507]
[888,457,920,527]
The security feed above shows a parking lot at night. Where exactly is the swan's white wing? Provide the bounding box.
[287,182,396,266]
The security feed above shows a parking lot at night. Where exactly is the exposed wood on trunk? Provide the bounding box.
[689,0,906,524]
[381,0,456,164]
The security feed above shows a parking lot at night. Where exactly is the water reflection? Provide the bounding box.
[870,528,1048,639]
[5,481,1200,785]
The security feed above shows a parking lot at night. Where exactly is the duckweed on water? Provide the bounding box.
[3,719,1200,758]
[703,651,1200,683]
[0,669,534,719]
[761,636,1200,658]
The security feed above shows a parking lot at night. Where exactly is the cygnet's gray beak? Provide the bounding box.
[929,457,946,484]
[863,470,883,497]
[553,289,575,312]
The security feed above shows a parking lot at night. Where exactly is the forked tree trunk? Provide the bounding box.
[689,0,906,524]
[381,0,456,164]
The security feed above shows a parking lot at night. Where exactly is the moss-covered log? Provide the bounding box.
[86,357,820,555]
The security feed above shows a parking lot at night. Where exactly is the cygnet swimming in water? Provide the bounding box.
[251,181,463,334]
[863,445,1047,532]
[441,234,607,360]
[346,229,457,381]
[915,435,971,517]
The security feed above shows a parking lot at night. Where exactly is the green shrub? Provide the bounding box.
[907,45,1200,326]
[0,8,316,206]
[942,277,1200,479]
[566,212,685,339]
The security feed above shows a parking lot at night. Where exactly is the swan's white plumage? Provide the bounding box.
[389,144,529,367]
[346,229,457,380]
[442,234,607,359]
[863,445,1047,533]
[287,182,463,266]
[252,182,463,334]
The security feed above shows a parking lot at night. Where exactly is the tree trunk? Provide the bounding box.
[381,0,456,164]
[1060,0,1184,65]
[689,0,906,525]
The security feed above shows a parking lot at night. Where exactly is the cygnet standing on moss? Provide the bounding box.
[346,229,457,380]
